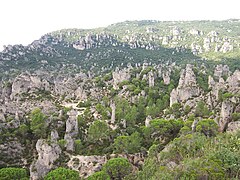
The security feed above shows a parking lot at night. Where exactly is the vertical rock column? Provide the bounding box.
[219,100,234,132]
[110,102,116,124]
[64,110,79,151]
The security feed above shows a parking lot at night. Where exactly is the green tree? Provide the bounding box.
[0,167,28,180]
[196,72,209,92]
[136,96,146,123]
[74,139,82,154]
[178,157,224,179]
[88,120,109,144]
[232,113,240,121]
[115,97,130,122]
[87,171,110,180]
[209,147,240,178]
[196,119,218,137]
[143,119,183,146]
[195,101,210,118]
[169,103,182,118]
[114,132,142,154]
[30,108,47,138]
[103,158,132,180]
[155,95,169,113]
[17,124,29,139]
[44,167,79,180]
[96,103,109,120]
[125,106,138,127]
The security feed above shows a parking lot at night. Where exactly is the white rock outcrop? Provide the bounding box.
[64,110,79,151]
[219,99,235,132]
[11,72,50,99]
[30,139,61,180]
[170,64,200,106]
[112,67,131,89]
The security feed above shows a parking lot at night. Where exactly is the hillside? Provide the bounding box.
[0,20,240,179]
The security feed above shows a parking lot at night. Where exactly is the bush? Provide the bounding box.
[30,108,47,138]
[44,167,79,180]
[0,167,28,180]
[58,139,67,150]
[180,126,192,135]
[177,157,224,179]
[103,158,132,180]
[195,101,210,118]
[232,113,240,121]
[87,171,110,180]
[196,119,218,137]
[114,132,142,154]
[74,140,82,154]
[209,147,240,178]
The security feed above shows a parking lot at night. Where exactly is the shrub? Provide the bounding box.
[103,158,132,180]
[87,171,110,180]
[44,167,79,180]
[0,167,28,180]
[232,113,240,121]
[196,119,218,137]
[177,157,224,180]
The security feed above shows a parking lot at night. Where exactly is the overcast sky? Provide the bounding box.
[0,0,240,51]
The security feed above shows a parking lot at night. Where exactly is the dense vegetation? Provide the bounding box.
[134,131,240,180]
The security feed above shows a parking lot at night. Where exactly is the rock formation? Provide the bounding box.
[64,110,79,151]
[112,67,131,89]
[110,101,116,124]
[219,97,239,132]
[30,139,61,179]
[170,64,200,106]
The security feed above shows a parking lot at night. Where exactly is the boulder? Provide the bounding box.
[68,155,107,178]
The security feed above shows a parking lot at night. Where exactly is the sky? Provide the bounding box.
[0,0,240,51]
